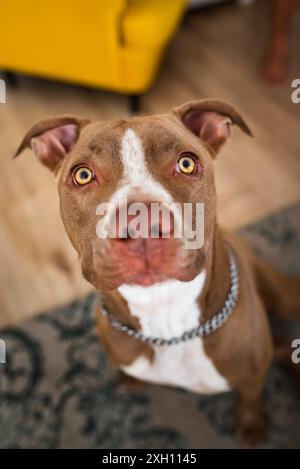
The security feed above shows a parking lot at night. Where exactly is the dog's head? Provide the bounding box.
[14,99,252,290]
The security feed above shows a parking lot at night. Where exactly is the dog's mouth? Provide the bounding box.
[91,237,201,290]
[111,237,180,287]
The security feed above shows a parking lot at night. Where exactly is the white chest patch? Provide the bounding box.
[118,274,230,395]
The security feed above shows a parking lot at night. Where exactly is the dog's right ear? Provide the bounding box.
[13,115,90,172]
[173,99,253,156]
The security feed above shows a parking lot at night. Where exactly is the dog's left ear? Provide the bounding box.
[12,115,90,172]
[173,99,253,155]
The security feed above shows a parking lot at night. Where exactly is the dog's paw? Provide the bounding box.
[236,418,268,448]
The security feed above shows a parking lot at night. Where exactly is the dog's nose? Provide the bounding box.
[111,202,174,241]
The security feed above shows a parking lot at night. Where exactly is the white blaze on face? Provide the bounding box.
[118,128,174,202]
[97,128,177,239]
[96,127,203,246]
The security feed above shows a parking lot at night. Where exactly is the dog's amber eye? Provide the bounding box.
[178,155,196,175]
[73,167,94,185]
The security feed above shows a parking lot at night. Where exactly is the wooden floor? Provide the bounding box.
[0,0,299,327]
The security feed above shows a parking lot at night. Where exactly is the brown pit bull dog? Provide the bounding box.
[14,99,300,445]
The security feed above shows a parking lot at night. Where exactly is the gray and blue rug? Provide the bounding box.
[1,203,300,449]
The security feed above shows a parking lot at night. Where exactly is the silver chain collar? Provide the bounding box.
[100,246,239,346]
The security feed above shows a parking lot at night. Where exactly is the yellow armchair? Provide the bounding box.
[0,0,186,102]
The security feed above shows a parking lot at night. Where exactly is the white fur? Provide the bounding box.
[118,128,174,203]
[100,129,182,230]
[118,274,230,394]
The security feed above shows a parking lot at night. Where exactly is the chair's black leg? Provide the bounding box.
[3,71,18,87]
[129,94,140,114]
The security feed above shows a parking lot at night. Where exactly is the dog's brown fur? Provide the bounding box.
[14,99,300,446]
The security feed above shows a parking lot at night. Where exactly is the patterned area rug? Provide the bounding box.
[1,203,300,449]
